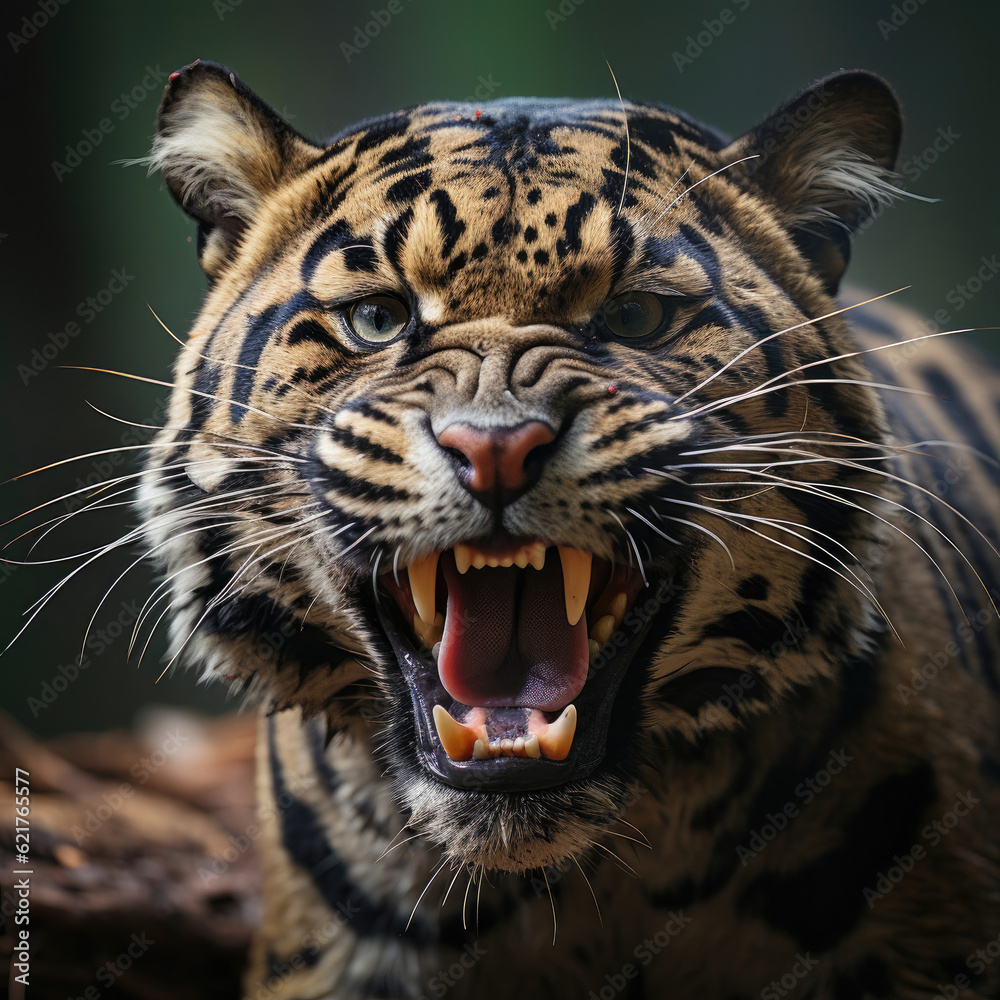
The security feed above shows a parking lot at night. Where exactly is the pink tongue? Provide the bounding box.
[438,556,589,711]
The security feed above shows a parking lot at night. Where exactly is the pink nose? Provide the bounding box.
[437,421,555,508]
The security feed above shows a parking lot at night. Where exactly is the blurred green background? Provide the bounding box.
[1,0,997,737]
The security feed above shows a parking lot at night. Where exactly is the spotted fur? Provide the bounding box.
[136,62,1000,998]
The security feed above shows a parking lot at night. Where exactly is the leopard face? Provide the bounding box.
[141,62,903,872]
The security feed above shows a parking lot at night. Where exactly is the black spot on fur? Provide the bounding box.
[736,575,770,601]
[382,207,414,272]
[342,240,379,272]
[738,762,938,950]
[544,212,557,226]
[483,186,500,199]
[386,169,432,205]
[352,114,411,155]
[516,249,528,263]
[301,219,355,282]
[556,192,596,259]
[286,319,331,348]
[526,187,542,204]
[656,667,764,715]
[701,608,794,654]
[429,189,466,258]
[534,249,550,265]
[524,225,538,243]
[471,241,488,260]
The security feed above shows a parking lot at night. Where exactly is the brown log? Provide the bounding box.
[0,708,260,1000]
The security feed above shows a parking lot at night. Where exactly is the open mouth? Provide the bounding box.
[377,538,657,791]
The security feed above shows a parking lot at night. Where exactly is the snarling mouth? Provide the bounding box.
[377,539,659,790]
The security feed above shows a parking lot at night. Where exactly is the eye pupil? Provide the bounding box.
[618,299,647,331]
[603,291,669,340]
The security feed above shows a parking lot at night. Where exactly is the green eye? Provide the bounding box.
[347,296,409,345]
[602,291,673,340]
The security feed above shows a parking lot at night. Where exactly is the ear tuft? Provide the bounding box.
[723,71,907,293]
[147,61,323,276]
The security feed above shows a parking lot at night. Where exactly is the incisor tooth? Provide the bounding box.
[514,550,529,569]
[408,552,439,624]
[472,551,487,570]
[433,705,478,761]
[454,544,473,574]
[536,704,577,761]
[591,614,616,648]
[557,547,592,626]
[528,543,546,571]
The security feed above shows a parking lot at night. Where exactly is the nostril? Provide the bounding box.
[437,421,556,508]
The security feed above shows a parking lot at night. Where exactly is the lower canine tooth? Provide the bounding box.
[588,639,601,659]
[433,705,478,761]
[536,704,577,761]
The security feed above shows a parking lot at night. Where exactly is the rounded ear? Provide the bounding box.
[720,71,904,293]
[148,60,325,277]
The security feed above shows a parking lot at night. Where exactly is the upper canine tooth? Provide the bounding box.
[433,705,479,761]
[408,552,439,624]
[557,546,592,626]
[528,543,546,571]
[454,544,473,575]
[536,704,577,761]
